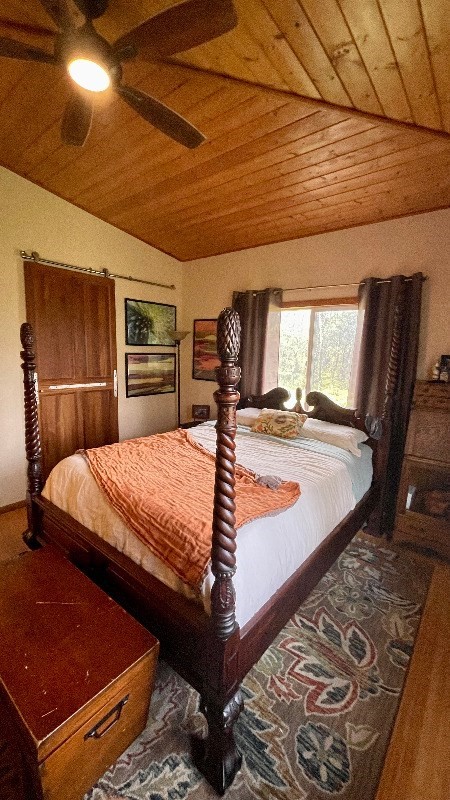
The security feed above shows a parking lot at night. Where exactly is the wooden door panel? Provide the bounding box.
[83,282,116,378]
[81,387,117,450]
[24,261,118,480]
[39,392,81,478]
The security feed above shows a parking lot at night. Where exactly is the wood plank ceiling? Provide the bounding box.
[0,0,449,260]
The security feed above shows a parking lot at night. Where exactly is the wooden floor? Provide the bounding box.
[1,509,449,798]
[376,561,450,800]
[0,507,29,562]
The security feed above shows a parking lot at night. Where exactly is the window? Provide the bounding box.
[277,304,361,408]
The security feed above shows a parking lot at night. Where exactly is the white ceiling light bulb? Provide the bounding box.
[68,58,110,92]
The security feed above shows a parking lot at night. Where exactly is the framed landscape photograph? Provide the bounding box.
[126,353,176,397]
[193,319,220,381]
[125,298,176,346]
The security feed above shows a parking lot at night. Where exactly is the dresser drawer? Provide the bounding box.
[395,514,450,560]
[40,652,156,800]
[405,409,450,463]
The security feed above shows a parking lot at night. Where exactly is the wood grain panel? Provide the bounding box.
[376,565,450,800]
[0,3,448,260]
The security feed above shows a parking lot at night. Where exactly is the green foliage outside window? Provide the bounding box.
[278,308,358,407]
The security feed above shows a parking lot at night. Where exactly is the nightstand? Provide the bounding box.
[0,547,159,800]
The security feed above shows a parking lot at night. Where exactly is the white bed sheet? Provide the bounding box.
[42,424,371,628]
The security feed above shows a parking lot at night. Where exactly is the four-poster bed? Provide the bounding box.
[20,309,383,795]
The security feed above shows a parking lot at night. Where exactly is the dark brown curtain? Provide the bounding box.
[356,273,423,536]
[232,288,279,399]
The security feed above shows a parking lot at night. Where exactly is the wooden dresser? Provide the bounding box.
[394,381,450,560]
[0,547,159,800]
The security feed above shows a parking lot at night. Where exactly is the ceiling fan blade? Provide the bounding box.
[116,84,205,149]
[0,18,55,39]
[113,0,237,61]
[0,36,56,63]
[61,91,93,146]
[39,0,73,30]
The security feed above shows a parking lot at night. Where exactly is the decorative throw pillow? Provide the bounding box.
[251,409,307,439]
[299,418,368,456]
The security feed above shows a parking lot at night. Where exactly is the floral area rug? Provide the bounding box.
[85,535,431,800]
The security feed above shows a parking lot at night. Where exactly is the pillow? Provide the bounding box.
[299,417,368,456]
[236,407,262,427]
[251,409,307,439]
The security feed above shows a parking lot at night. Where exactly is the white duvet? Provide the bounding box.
[42,424,371,628]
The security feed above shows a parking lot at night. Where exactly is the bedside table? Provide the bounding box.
[0,547,159,800]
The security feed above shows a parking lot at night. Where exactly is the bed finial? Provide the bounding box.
[193,307,243,793]
[211,307,241,637]
[20,322,43,547]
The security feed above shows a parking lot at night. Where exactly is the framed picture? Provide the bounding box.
[193,318,220,381]
[192,404,210,422]
[126,353,175,397]
[125,298,176,346]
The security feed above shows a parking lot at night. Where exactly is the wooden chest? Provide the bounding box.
[0,547,159,800]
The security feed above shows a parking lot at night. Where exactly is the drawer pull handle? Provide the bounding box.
[84,694,129,740]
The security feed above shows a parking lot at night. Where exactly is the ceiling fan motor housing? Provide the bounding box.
[57,21,122,85]
[74,0,109,20]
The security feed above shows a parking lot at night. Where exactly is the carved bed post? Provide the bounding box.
[192,308,244,795]
[20,322,43,548]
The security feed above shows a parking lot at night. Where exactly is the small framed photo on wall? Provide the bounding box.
[192,404,210,422]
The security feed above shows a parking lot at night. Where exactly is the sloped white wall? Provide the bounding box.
[0,167,182,507]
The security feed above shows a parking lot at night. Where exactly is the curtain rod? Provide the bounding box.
[284,276,427,292]
[20,251,176,291]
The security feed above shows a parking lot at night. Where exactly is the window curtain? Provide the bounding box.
[232,288,280,399]
[356,272,423,537]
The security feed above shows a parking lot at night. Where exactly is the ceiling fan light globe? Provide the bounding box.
[68,58,110,92]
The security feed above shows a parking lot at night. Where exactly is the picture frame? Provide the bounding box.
[125,298,176,346]
[439,354,450,370]
[192,404,210,422]
[193,318,220,381]
[126,353,176,397]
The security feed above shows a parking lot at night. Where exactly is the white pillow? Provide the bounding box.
[236,407,262,427]
[299,417,368,456]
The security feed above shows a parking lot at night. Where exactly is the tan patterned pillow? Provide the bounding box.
[251,409,308,439]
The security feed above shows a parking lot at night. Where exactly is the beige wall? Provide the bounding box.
[0,167,182,507]
[2,164,448,506]
[181,208,450,422]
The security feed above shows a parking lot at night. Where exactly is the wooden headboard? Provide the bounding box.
[239,386,365,430]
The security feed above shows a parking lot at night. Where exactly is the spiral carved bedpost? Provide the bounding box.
[192,308,244,795]
[20,322,43,548]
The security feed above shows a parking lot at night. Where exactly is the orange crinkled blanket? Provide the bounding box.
[84,429,300,588]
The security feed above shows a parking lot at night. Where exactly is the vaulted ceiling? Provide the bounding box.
[0,0,449,260]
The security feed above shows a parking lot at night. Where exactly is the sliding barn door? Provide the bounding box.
[24,261,118,480]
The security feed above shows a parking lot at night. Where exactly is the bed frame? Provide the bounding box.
[20,310,382,795]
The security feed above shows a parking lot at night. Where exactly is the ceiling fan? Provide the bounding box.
[0,0,238,148]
